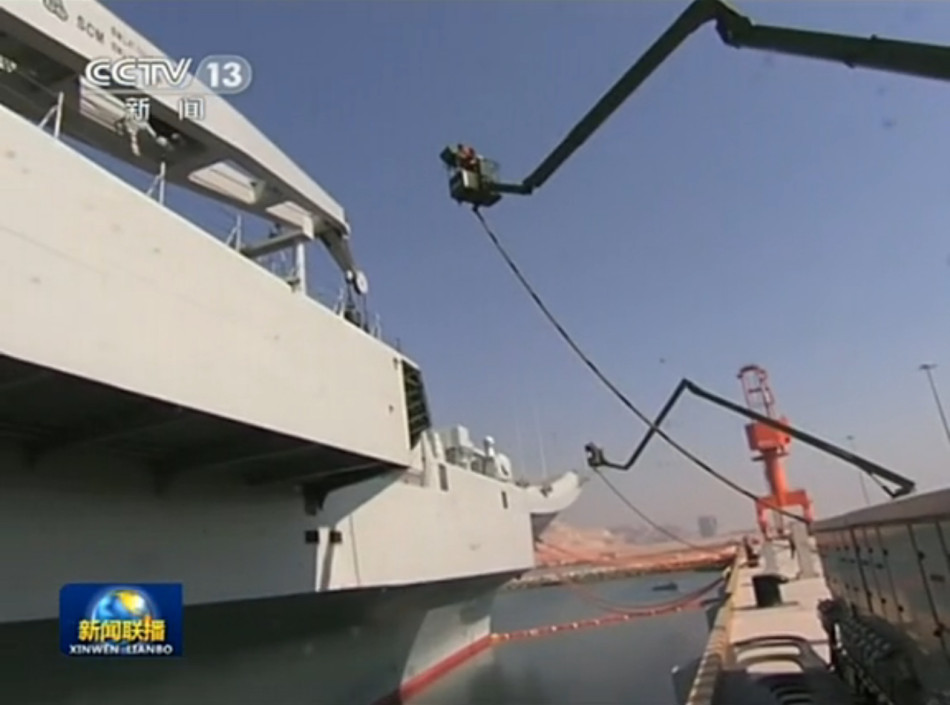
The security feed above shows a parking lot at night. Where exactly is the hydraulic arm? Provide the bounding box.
[440,0,950,207]
[583,377,916,500]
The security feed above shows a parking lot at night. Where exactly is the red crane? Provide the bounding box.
[738,365,813,538]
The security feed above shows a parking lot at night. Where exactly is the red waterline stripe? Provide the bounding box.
[370,634,494,705]
[370,597,710,703]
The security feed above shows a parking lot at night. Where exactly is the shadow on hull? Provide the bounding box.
[0,569,521,705]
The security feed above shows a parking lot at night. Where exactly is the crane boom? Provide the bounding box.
[440,0,950,207]
[583,377,916,500]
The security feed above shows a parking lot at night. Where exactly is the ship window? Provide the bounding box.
[329,530,343,544]
[304,529,320,544]
[438,464,449,492]
[501,491,508,509]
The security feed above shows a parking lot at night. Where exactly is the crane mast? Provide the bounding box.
[439,0,950,207]
[738,365,813,538]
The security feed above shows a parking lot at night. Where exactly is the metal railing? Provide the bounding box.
[0,57,386,333]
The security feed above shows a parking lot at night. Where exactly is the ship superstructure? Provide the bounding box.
[0,2,583,704]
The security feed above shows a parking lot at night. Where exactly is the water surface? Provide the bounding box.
[410,570,719,705]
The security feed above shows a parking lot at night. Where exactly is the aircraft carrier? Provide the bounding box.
[0,2,583,703]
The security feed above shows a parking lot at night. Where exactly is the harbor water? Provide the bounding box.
[409,570,719,705]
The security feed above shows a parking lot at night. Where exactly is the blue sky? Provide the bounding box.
[107,1,950,530]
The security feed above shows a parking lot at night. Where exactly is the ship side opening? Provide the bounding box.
[402,360,432,448]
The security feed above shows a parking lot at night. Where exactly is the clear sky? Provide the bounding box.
[107,1,950,531]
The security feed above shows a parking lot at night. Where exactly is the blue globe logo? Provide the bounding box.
[91,588,154,622]
[88,588,158,646]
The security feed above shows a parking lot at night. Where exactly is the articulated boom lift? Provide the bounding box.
[739,365,813,538]
[438,0,931,508]
[439,0,950,208]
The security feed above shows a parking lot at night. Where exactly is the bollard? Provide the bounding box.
[751,573,784,608]
[791,521,819,579]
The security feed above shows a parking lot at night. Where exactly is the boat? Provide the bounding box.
[0,2,583,703]
[652,581,678,592]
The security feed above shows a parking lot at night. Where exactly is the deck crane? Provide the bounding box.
[439,0,950,208]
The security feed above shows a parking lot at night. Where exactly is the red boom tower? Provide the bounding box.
[738,365,814,538]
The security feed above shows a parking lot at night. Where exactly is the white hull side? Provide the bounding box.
[0,442,536,623]
[0,102,410,466]
[1,570,514,705]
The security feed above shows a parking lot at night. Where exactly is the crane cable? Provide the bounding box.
[596,470,706,548]
[469,206,804,526]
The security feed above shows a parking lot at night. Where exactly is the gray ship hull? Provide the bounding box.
[0,569,520,705]
[0,14,585,705]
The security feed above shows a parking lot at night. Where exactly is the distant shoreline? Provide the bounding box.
[503,548,735,591]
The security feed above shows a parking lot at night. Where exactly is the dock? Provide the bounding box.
[682,540,854,705]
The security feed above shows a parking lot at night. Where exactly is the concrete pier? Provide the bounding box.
[681,541,853,705]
